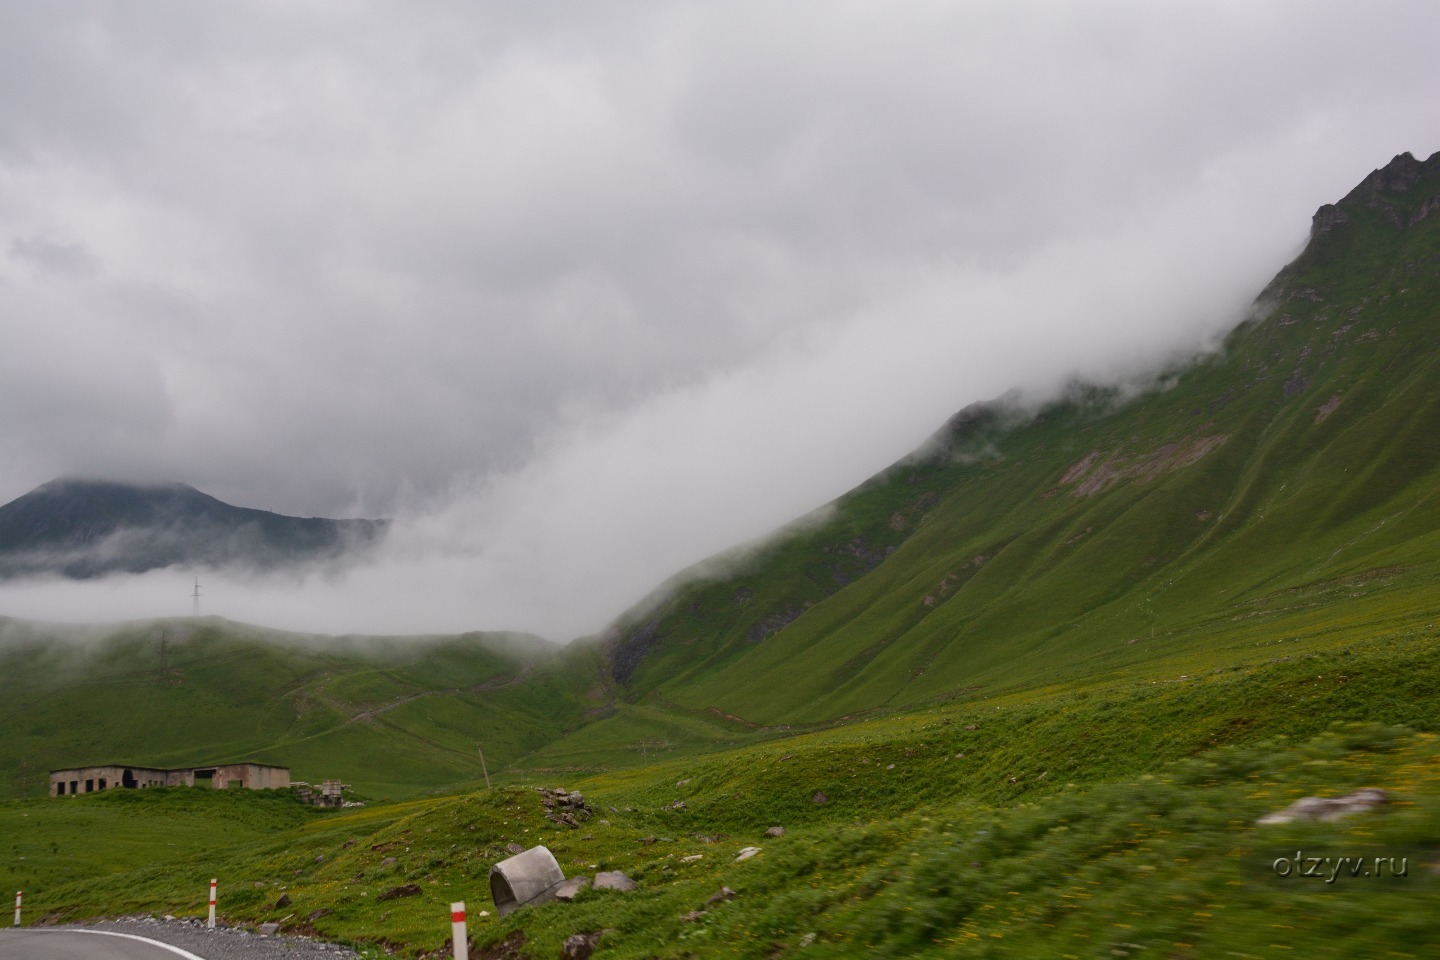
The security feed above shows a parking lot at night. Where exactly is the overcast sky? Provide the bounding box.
[1,1,1438,639]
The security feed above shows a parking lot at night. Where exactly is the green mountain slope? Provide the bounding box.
[0,617,610,800]
[593,150,1440,729]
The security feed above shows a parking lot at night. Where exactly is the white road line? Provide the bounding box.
[38,929,211,960]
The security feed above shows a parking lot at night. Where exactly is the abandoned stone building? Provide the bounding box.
[49,762,290,797]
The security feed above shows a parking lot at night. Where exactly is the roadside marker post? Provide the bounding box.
[207,879,217,929]
[450,901,468,960]
[13,890,19,926]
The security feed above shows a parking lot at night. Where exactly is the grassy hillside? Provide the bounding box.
[7,631,1438,957]
[6,153,1440,957]
[591,151,1440,737]
[0,616,610,800]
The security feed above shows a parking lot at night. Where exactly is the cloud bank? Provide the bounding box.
[1,1,1438,638]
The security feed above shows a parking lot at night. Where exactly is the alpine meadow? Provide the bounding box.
[5,153,1440,958]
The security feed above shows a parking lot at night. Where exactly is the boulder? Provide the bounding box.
[553,877,590,902]
[1257,788,1392,825]
[561,932,603,959]
[593,870,637,892]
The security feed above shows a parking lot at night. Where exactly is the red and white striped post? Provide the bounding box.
[13,890,19,926]
[207,879,217,929]
[450,901,468,960]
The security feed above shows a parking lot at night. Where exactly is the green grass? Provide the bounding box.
[9,644,1440,957]
[6,156,1440,956]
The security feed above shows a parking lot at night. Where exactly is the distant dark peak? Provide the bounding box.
[0,478,387,579]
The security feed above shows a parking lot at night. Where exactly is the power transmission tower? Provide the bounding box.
[192,577,202,618]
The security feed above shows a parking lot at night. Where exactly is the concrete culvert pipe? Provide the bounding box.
[490,845,565,916]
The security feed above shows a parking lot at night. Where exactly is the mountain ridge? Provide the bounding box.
[584,148,1440,728]
[0,477,389,578]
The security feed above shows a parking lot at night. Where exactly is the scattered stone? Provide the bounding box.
[681,854,704,863]
[671,800,687,810]
[162,915,176,921]
[886,763,896,770]
[765,826,786,838]
[799,932,817,947]
[780,755,794,762]
[342,839,356,848]
[380,856,398,866]
[313,854,325,864]
[307,908,332,921]
[811,791,829,805]
[640,835,658,845]
[274,893,292,909]
[553,877,591,901]
[538,787,593,829]
[735,847,761,862]
[964,724,978,730]
[561,932,603,960]
[258,922,281,936]
[680,910,706,922]
[676,778,692,787]
[1257,788,1392,825]
[707,886,736,905]
[377,883,423,901]
[593,871,637,892]
[505,843,525,855]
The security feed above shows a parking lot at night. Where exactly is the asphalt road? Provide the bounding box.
[0,929,207,960]
[0,921,360,960]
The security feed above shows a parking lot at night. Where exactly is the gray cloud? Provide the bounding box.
[0,1,1438,638]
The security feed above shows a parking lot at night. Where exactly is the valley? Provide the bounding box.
[4,152,1440,957]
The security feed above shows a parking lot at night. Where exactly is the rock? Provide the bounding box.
[680,910,706,922]
[735,846,761,862]
[553,877,590,901]
[505,842,525,855]
[1257,788,1392,825]
[274,893,292,909]
[811,791,829,805]
[593,870,637,892]
[538,787,594,829]
[707,886,736,905]
[640,836,658,846]
[306,908,332,921]
[342,839,356,848]
[765,826,786,838]
[377,883,423,901]
[681,854,704,863]
[380,856,398,866]
[671,800,687,810]
[258,922,280,935]
[676,779,691,787]
[561,932,603,959]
